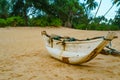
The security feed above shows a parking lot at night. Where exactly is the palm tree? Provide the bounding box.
[113,0,120,6]
[114,8,120,29]
[103,0,120,17]
[103,4,114,17]
[94,0,102,18]
[82,0,98,29]
[86,0,98,10]
[83,0,98,16]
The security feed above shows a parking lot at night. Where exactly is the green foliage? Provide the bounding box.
[17,17,25,26]
[49,18,62,27]
[29,17,62,27]
[7,17,16,26]
[74,24,86,30]
[0,16,25,27]
[0,0,119,30]
[29,17,49,27]
[53,0,83,27]
[96,25,108,30]
[7,16,25,26]
[95,24,119,31]
[0,18,6,27]
[74,22,120,30]
[108,25,119,30]
[0,0,10,18]
[31,0,84,27]
[88,23,98,30]
[113,8,120,29]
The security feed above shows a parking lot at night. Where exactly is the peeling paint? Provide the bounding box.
[62,57,69,63]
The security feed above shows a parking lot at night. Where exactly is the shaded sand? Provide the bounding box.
[0,27,120,80]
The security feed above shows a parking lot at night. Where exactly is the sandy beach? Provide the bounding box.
[0,27,120,80]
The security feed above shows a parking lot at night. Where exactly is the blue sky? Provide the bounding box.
[92,0,119,20]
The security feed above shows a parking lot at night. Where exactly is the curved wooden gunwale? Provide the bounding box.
[41,31,115,64]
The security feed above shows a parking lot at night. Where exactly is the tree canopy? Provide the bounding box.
[0,0,119,30]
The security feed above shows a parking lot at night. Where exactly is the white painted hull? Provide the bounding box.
[45,38,102,64]
[42,31,115,64]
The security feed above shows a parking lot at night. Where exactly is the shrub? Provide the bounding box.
[49,18,62,27]
[0,19,7,27]
[7,16,25,26]
[7,17,16,26]
[96,26,107,30]
[17,17,25,26]
[74,24,86,30]
[108,25,119,30]
[29,17,62,27]
[96,24,119,31]
[88,23,97,30]
[29,17,49,27]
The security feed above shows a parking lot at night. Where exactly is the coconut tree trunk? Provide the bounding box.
[94,0,102,18]
[82,0,88,15]
[103,4,114,17]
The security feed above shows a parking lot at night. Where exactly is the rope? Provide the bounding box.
[103,37,112,41]
[44,33,116,46]
[74,36,104,41]
[42,31,117,42]
[42,31,105,42]
[48,34,104,42]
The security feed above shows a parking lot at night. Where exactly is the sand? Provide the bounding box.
[0,27,120,80]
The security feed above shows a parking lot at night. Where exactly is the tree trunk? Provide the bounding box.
[94,0,102,18]
[103,4,114,17]
[23,4,28,26]
[64,21,72,28]
[64,12,72,28]
[24,12,28,26]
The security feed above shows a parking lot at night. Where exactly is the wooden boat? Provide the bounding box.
[41,31,116,64]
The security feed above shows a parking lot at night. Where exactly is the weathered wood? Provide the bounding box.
[42,31,116,64]
[79,32,116,63]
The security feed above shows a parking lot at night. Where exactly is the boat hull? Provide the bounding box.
[45,37,103,64]
[42,31,115,64]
